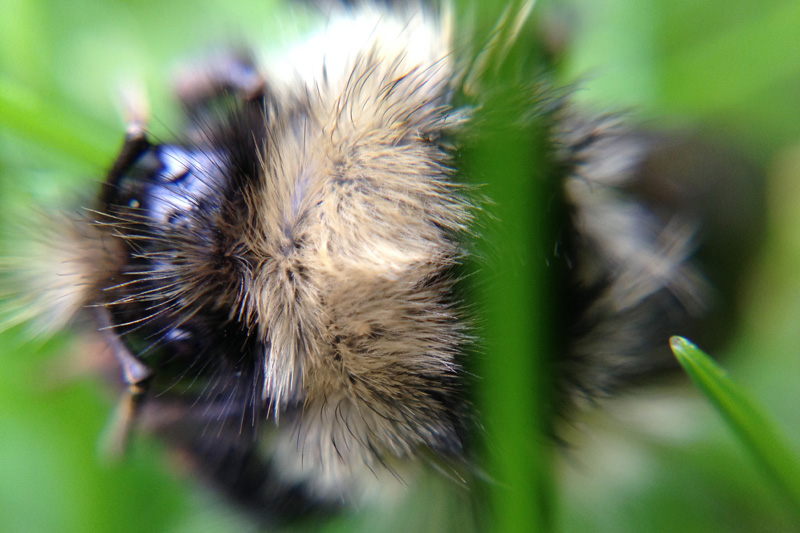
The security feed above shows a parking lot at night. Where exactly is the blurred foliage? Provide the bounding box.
[1,0,800,531]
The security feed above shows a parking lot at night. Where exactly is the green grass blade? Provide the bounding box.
[670,336,800,516]
[460,1,559,531]
[0,78,118,168]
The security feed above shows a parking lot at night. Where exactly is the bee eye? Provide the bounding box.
[146,146,227,226]
[109,144,227,228]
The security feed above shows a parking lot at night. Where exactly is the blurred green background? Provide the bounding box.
[1,0,800,531]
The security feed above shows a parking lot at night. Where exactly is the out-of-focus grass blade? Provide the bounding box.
[0,78,118,168]
[670,336,800,516]
[458,0,559,531]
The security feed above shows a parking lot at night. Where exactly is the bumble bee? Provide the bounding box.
[0,0,761,527]
[9,4,473,523]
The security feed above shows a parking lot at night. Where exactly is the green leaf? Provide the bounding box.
[670,336,800,518]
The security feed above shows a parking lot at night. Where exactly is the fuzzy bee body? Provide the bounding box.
[1,0,732,526]
[557,113,709,400]
[16,5,474,517]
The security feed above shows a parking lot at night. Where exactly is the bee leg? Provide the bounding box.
[173,51,266,112]
[93,307,154,459]
[119,79,150,139]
